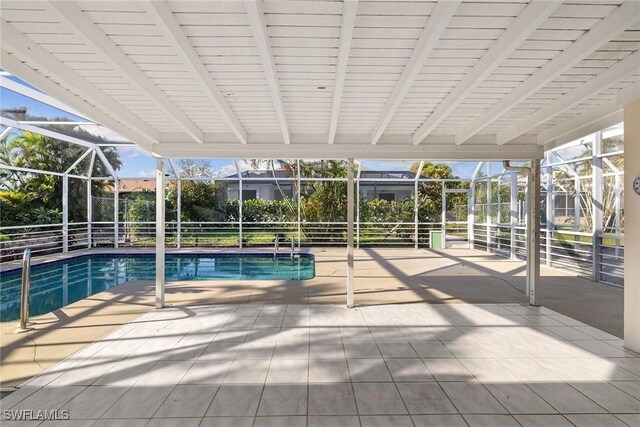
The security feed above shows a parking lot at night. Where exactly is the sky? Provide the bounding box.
[1,72,488,180]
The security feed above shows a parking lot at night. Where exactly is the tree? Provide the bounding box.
[167,159,228,222]
[410,162,469,222]
[0,128,121,226]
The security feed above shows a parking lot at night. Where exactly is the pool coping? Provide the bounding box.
[0,246,316,273]
[0,251,316,276]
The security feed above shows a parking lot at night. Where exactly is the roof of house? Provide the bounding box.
[117,179,156,193]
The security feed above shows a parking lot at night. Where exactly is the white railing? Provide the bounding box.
[472,223,624,286]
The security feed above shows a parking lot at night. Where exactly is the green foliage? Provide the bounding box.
[240,198,291,222]
[0,129,120,226]
[168,180,228,222]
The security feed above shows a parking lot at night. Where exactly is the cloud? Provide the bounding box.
[75,124,129,143]
[212,160,253,177]
[137,169,155,177]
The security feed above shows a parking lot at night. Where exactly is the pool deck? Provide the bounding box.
[1,247,624,389]
[2,303,639,427]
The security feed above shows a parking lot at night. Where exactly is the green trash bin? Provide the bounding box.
[430,230,444,249]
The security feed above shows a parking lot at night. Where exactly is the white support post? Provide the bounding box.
[486,163,492,252]
[176,177,182,249]
[545,152,554,267]
[469,179,475,248]
[62,174,69,253]
[441,182,446,247]
[347,158,355,308]
[592,131,603,281]
[614,173,622,255]
[155,158,166,309]
[510,171,517,260]
[414,161,424,250]
[356,178,361,249]
[87,150,95,249]
[114,178,119,248]
[297,160,301,248]
[414,179,420,249]
[236,160,243,248]
[574,176,581,232]
[527,159,541,306]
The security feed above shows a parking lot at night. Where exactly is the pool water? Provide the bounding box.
[0,253,315,322]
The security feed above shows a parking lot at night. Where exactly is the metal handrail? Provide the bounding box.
[291,237,295,259]
[16,249,33,333]
[274,234,279,256]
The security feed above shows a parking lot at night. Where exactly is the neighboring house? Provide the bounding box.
[226,170,295,201]
[116,179,156,197]
[226,170,415,202]
[359,171,416,202]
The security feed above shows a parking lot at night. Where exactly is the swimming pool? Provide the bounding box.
[0,253,315,322]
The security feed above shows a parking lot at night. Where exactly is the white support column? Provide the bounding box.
[62,174,69,253]
[297,160,301,248]
[236,160,243,248]
[356,178,361,249]
[155,158,166,309]
[347,158,355,308]
[527,159,541,306]
[414,179,420,249]
[469,180,475,248]
[113,178,119,248]
[545,152,555,267]
[176,178,182,249]
[87,150,95,249]
[624,97,640,352]
[592,131,604,281]
[441,182,446,247]
[87,178,92,248]
[574,176,581,232]
[415,161,424,249]
[614,173,622,254]
[486,163,492,252]
[510,171,518,260]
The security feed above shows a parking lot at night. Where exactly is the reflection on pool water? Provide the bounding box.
[0,253,315,322]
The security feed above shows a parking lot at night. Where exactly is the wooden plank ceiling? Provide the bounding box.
[0,0,639,160]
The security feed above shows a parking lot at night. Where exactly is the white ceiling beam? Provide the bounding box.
[538,99,622,150]
[244,0,290,145]
[152,141,543,161]
[0,24,158,148]
[370,0,460,145]
[455,1,640,145]
[48,0,205,144]
[143,1,248,145]
[498,50,640,145]
[328,0,358,145]
[413,1,560,145]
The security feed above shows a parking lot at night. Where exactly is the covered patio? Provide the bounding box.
[1,0,640,425]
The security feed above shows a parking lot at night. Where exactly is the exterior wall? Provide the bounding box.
[624,98,640,351]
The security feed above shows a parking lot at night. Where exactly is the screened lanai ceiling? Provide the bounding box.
[1,0,639,160]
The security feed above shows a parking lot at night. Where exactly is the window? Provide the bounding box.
[379,193,395,202]
[244,189,257,200]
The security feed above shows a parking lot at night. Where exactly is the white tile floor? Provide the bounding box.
[2,303,640,426]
